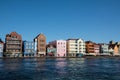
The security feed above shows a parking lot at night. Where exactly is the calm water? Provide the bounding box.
[0,57,120,80]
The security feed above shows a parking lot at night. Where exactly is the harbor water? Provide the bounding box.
[0,57,120,80]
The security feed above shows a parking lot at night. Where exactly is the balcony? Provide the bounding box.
[7,42,21,44]
[7,47,21,49]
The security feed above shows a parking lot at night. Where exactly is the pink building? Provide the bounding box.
[49,40,66,57]
[94,44,100,55]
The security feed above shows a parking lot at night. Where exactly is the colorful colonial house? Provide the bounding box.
[109,41,119,55]
[0,39,4,57]
[5,32,22,57]
[100,44,109,55]
[116,42,120,54]
[23,41,35,57]
[47,44,56,56]
[85,41,95,54]
[66,38,86,57]
[49,40,66,57]
[113,45,119,55]
[94,44,100,55]
[34,33,46,57]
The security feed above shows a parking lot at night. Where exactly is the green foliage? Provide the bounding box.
[110,52,113,55]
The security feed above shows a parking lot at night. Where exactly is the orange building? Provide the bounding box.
[85,41,95,53]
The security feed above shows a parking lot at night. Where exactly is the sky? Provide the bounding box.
[0,0,120,43]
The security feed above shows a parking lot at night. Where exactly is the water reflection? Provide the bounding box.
[0,58,120,80]
[3,59,22,71]
[55,58,67,68]
[0,59,4,70]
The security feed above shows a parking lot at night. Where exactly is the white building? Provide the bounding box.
[0,44,4,53]
[0,39,4,57]
[67,38,86,57]
[100,44,109,54]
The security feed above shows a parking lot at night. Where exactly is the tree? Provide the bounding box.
[110,52,113,56]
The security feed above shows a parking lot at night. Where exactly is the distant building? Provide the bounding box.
[66,39,77,57]
[115,42,120,54]
[109,41,119,55]
[118,45,120,54]
[5,32,22,57]
[94,44,100,55]
[85,41,95,53]
[100,44,109,54]
[114,45,119,55]
[34,33,46,57]
[23,41,35,57]
[49,40,66,57]
[66,38,86,57]
[0,39,4,57]
[109,40,115,45]
[46,44,56,56]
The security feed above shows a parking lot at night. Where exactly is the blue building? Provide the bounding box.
[23,41,35,57]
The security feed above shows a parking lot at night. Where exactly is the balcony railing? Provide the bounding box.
[7,42,21,44]
[7,47,21,49]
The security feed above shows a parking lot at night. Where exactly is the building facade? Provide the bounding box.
[23,41,35,57]
[0,39,4,57]
[49,40,66,57]
[85,41,95,54]
[94,44,100,55]
[100,44,109,54]
[5,32,22,57]
[113,45,119,55]
[34,33,46,57]
[67,39,86,57]
[109,41,119,55]
[67,39,77,57]
[47,44,56,56]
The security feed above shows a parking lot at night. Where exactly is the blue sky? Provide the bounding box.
[0,0,120,43]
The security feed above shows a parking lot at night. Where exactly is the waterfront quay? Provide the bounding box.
[1,31,120,58]
[1,53,120,59]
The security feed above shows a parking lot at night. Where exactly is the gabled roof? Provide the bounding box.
[67,38,84,41]
[34,33,46,39]
[109,44,119,49]
[67,38,78,40]
[6,32,22,39]
[86,41,94,43]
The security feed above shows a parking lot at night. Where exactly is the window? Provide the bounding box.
[40,40,44,42]
[26,47,28,49]
[40,44,44,46]
[40,48,45,51]
[26,43,28,45]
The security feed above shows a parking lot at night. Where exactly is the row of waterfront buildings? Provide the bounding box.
[0,31,120,57]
